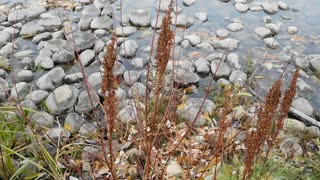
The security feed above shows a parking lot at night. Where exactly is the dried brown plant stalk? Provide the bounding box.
[101,33,119,179]
[144,1,174,178]
[273,68,299,139]
[243,78,283,179]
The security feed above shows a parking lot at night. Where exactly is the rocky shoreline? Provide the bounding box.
[0,0,319,178]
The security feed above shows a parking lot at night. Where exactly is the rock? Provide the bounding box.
[174,69,200,85]
[88,72,102,91]
[119,40,138,58]
[229,70,247,86]
[176,103,206,127]
[20,100,37,112]
[183,0,196,6]
[227,53,241,69]
[82,4,101,16]
[283,118,306,133]
[32,32,52,43]
[79,16,94,30]
[181,40,191,48]
[80,49,95,67]
[16,70,33,82]
[155,0,174,12]
[45,127,70,143]
[194,58,210,74]
[64,113,86,133]
[118,106,137,123]
[52,31,65,39]
[262,0,279,15]
[210,60,231,78]
[129,9,151,27]
[196,42,213,51]
[101,6,112,16]
[8,6,46,22]
[194,12,208,22]
[10,82,31,99]
[263,38,280,49]
[20,23,45,36]
[173,14,194,28]
[0,77,9,101]
[249,2,263,12]
[79,123,97,136]
[0,31,10,47]
[216,29,229,39]
[262,16,272,23]
[31,111,54,128]
[0,69,7,78]
[3,27,19,37]
[151,16,163,29]
[36,67,65,91]
[75,90,100,113]
[167,60,195,71]
[292,98,314,116]
[25,90,49,105]
[128,82,147,98]
[278,1,289,10]
[15,49,34,58]
[166,161,182,177]
[94,40,105,53]
[64,73,84,84]
[310,57,320,73]
[307,126,320,138]
[184,34,201,46]
[254,27,272,39]
[280,138,303,158]
[297,78,314,92]
[207,53,227,62]
[0,43,16,55]
[45,85,79,115]
[210,38,239,51]
[235,3,249,13]
[38,17,62,31]
[187,98,216,115]
[90,15,113,29]
[115,26,137,37]
[0,11,7,23]
[35,55,54,69]
[227,22,244,32]
[287,26,298,34]
[265,23,280,34]
[131,58,146,68]
[124,70,141,86]
[94,0,112,9]
[69,31,95,52]
[52,49,75,64]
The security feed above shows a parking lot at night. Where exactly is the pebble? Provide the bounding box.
[64,113,86,133]
[16,69,34,82]
[128,82,147,98]
[25,90,49,105]
[80,49,95,67]
[194,58,210,74]
[211,60,231,78]
[262,0,279,15]
[292,97,314,117]
[31,111,54,128]
[235,3,249,13]
[216,29,229,39]
[229,70,247,86]
[120,40,138,58]
[128,9,151,27]
[263,37,280,49]
[123,70,141,86]
[184,34,202,46]
[287,26,298,34]
[254,27,272,39]
[45,85,79,115]
[75,90,100,114]
[183,0,196,6]
[227,22,244,32]
[90,15,113,29]
[194,12,208,22]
